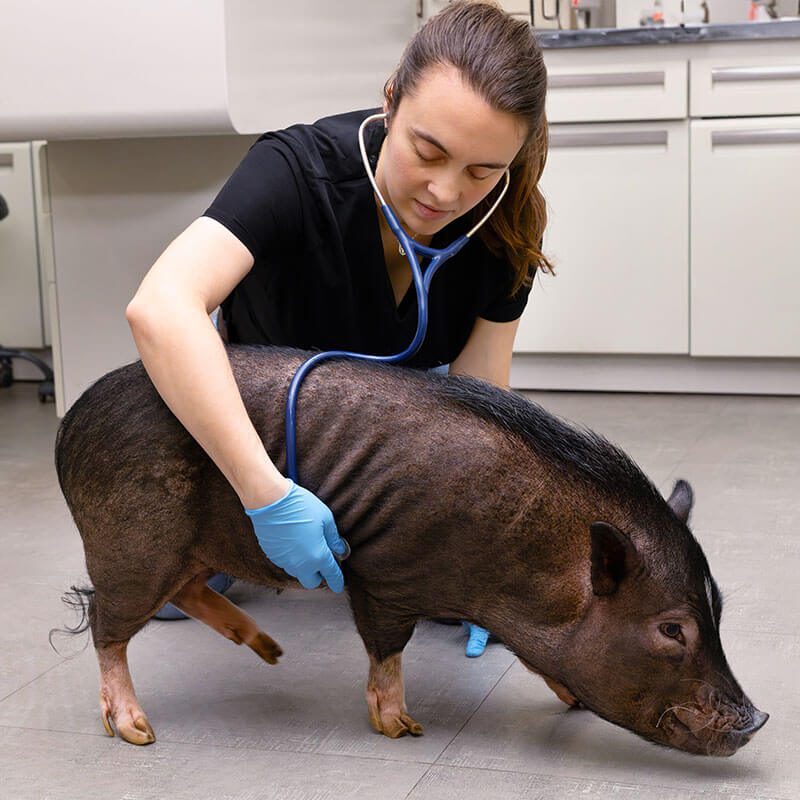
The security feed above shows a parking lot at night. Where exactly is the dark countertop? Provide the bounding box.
[535,19,800,48]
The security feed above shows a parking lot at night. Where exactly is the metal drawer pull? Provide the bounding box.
[0,154,14,168]
[712,129,800,146]
[549,71,665,89]
[549,130,668,148]
[711,66,800,83]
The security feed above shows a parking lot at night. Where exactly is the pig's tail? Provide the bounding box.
[48,585,95,655]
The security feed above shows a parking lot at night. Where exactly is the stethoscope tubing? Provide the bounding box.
[284,113,510,484]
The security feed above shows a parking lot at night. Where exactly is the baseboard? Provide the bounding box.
[510,353,800,395]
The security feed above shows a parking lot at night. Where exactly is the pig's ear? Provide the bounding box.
[666,479,694,524]
[590,522,638,596]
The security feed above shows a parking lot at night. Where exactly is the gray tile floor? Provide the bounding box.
[1,381,798,799]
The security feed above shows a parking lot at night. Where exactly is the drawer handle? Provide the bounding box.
[0,154,13,168]
[549,71,666,89]
[711,66,800,83]
[712,129,800,146]
[549,130,668,148]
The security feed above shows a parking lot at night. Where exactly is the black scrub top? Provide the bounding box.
[203,108,532,369]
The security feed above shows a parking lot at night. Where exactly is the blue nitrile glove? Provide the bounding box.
[463,623,492,658]
[245,480,349,593]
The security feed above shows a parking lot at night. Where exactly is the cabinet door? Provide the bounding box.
[0,142,44,348]
[691,117,800,357]
[516,121,689,354]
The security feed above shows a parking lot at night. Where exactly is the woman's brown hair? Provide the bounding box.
[384,0,553,294]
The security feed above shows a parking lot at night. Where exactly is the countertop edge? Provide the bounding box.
[535,19,800,49]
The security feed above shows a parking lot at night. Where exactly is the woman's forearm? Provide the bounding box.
[126,297,289,508]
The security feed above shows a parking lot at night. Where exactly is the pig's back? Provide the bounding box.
[54,359,203,523]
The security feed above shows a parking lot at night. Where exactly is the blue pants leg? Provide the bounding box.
[154,572,236,620]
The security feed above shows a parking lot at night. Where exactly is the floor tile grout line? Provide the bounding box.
[0,719,792,800]
[0,659,68,705]
[400,757,437,798]
[401,657,518,799]
[406,756,797,800]
[0,721,438,768]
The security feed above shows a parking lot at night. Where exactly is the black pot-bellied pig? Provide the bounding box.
[54,345,767,755]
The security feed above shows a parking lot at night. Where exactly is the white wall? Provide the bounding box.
[1,0,418,142]
[46,136,253,412]
[705,0,799,23]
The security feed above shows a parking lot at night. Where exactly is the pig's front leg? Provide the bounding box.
[540,674,583,708]
[366,652,424,738]
[520,661,583,709]
[348,585,423,738]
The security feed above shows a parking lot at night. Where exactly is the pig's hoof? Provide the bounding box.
[246,632,283,665]
[369,708,424,738]
[102,710,156,746]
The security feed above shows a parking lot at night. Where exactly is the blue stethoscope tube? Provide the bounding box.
[284,112,510,485]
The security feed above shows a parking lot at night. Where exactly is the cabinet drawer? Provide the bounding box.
[544,48,687,123]
[691,41,800,118]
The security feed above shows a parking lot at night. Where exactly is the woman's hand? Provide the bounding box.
[245,481,349,592]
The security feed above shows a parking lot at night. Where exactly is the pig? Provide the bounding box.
[54,344,768,755]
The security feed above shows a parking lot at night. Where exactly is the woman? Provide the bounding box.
[126,1,552,655]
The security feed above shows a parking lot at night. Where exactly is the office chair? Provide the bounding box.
[0,192,55,402]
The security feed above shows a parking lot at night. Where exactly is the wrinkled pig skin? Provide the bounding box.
[54,345,767,755]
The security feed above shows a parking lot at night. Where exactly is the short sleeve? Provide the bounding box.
[480,263,535,323]
[202,136,303,261]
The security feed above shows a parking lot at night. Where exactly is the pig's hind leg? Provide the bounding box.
[86,583,164,745]
[95,571,282,746]
[348,587,423,738]
[168,571,283,665]
[97,641,156,745]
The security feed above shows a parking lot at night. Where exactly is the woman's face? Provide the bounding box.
[375,62,527,240]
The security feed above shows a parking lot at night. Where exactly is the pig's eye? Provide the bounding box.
[659,623,685,644]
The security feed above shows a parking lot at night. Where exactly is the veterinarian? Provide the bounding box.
[126,0,551,657]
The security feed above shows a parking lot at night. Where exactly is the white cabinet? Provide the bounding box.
[516,120,689,354]
[518,40,800,368]
[690,116,800,357]
[0,142,51,348]
[1,0,417,141]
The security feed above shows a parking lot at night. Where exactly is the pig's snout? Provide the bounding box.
[660,689,769,756]
[739,708,769,736]
[725,706,769,749]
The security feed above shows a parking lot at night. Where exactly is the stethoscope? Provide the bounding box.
[284,112,510,495]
